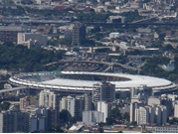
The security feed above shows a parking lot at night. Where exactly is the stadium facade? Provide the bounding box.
[8,71,177,94]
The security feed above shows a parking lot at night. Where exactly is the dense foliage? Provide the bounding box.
[140,56,178,81]
[169,118,178,125]
[0,42,65,72]
[48,38,72,46]
[76,12,113,22]
[108,54,128,64]
[106,108,130,125]
[0,102,11,111]
[119,10,144,23]
[2,6,25,16]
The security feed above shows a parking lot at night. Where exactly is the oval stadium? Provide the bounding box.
[8,71,177,93]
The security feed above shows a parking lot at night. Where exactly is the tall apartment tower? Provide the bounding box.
[161,95,172,116]
[135,106,149,125]
[60,96,67,112]
[130,85,152,123]
[84,93,92,111]
[133,105,167,125]
[92,82,115,106]
[72,22,86,46]
[149,105,155,124]
[66,96,75,117]
[60,95,85,121]
[39,89,60,110]
[161,105,167,124]
[155,106,162,125]
[97,101,108,122]
[130,102,143,122]
[174,103,178,118]
[75,95,85,121]
[0,110,30,133]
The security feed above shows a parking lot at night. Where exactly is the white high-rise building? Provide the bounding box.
[130,85,152,123]
[155,106,162,126]
[60,95,86,120]
[130,101,144,122]
[97,101,108,122]
[66,96,75,117]
[82,111,104,124]
[130,102,139,122]
[39,89,60,110]
[60,96,67,112]
[174,104,178,118]
[131,104,167,125]
[135,106,149,125]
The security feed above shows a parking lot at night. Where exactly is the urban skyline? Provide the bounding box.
[0,0,178,133]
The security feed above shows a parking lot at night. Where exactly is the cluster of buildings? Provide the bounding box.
[0,21,86,49]
[59,82,115,123]
[7,0,177,17]
[0,25,47,48]
[130,85,178,127]
[0,0,178,133]
[2,77,178,133]
[0,81,116,132]
[0,20,87,49]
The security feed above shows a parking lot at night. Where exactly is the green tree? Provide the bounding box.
[106,116,114,125]
[60,109,71,123]
[51,124,64,133]
[98,122,105,127]
[120,10,144,23]
[0,42,65,71]
[70,116,77,124]
[95,48,111,53]
[0,102,11,110]
[110,108,121,120]
[162,44,174,51]
[106,108,122,125]
[91,25,100,33]
[123,112,130,121]
[130,121,137,126]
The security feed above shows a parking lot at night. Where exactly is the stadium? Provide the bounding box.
[8,71,177,93]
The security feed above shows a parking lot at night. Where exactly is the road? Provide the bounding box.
[45,59,137,71]
[0,86,26,93]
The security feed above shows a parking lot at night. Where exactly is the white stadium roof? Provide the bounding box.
[9,71,177,93]
[42,72,172,88]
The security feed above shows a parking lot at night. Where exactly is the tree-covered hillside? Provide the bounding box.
[0,42,65,72]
